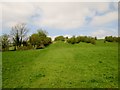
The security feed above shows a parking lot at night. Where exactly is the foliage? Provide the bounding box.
[67,36,76,44]
[29,34,41,47]
[54,36,65,41]
[105,36,120,42]
[37,29,48,37]
[1,34,10,51]
[67,36,96,45]
[29,30,52,49]
[95,37,97,40]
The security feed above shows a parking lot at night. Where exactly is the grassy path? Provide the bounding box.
[2,41,118,88]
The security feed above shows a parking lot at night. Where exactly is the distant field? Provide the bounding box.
[2,40,118,88]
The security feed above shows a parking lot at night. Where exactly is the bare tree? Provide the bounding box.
[11,23,29,47]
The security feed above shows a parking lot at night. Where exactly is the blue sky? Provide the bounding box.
[1,2,118,39]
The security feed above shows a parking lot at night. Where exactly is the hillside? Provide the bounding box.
[2,40,118,88]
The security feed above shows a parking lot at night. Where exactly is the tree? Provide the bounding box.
[11,23,29,47]
[29,33,41,47]
[95,37,97,40]
[29,29,52,49]
[37,29,48,37]
[1,34,9,51]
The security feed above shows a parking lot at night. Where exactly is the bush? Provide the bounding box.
[67,36,96,45]
[105,36,119,42]
[75,36,81,43]
[54,36,65,41]
[90,39,96,45]
[67,36,76,44]
[43,37,52,46]
[36,44,45,49]
[17,45,33,50]
[85,37,91,43]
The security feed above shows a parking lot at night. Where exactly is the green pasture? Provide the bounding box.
[2,40,118,88]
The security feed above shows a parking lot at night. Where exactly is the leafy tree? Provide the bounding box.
[29,34,41,47]
[29,30,52,49]
[37,29,48,37]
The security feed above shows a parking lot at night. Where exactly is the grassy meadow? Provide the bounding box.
[2,40,118,88]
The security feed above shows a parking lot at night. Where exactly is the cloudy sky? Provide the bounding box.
[0,2,118,39]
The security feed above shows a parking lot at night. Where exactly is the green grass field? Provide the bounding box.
[2,40,118,88]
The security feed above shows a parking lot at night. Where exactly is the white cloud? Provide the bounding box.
[2,2,112,30]
[34,2,111,29]
[2,3,35,28]
[90,11,118,26]
[0,2,2,34]
[1,2,118,36]
[91,29,117,39]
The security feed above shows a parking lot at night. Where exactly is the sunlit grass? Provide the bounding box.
[2,40,118,88]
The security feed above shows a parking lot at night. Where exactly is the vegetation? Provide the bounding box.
[54,36,65,41]
[1,23,118,88]
[67,36,76,44]
[67,36,96,45]
[0,34,9,51]
[1,23,119,52]
[105,36,120,42]
[11,23,29,47]
[0,23,52,51]
[29,30,52,49]
[2,40,118,88]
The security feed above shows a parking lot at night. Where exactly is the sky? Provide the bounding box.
[0,1,118,40]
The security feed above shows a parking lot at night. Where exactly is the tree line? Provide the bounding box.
[0,23,119,51]
[0,23,52,51]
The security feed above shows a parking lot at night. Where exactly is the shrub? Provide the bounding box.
[105,36,119,42]
[75,36,81,43]
[67,36,96,45]
[67,36,76,44]
[17,45,33,50]
[90,39,96,45]
[54,36,65,41]
[85,37,91,43]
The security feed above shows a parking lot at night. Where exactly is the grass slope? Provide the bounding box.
[2,40,118,88]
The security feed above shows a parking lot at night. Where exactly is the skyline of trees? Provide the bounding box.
[0,23,119,51]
